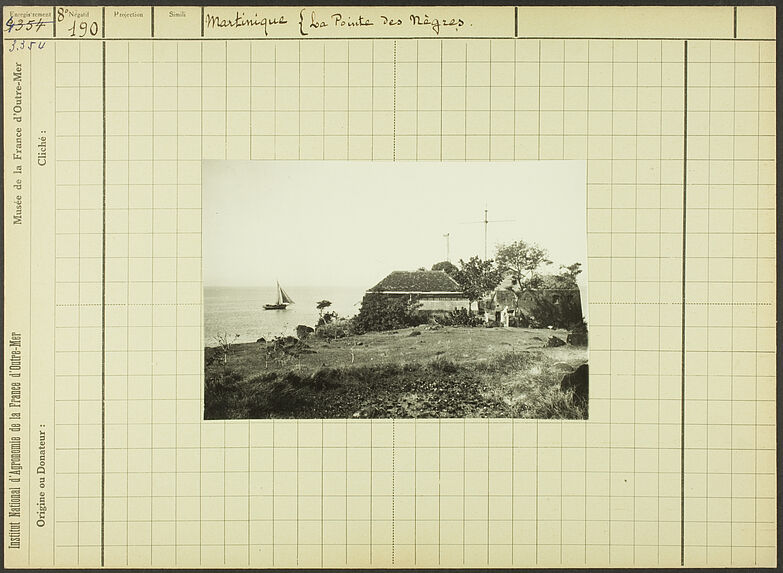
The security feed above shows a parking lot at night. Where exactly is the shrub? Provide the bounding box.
[354,293,426,333]
[514,385,586,419]
[508,314,530,328]
[316,310,339,326]
[485,350,537,372]
[527,289,584,329]
[430,356,458,373]
[567,320,588,346]
[315,317,357,340]
[204,349,222,369]
[204,367,245,419]
[435,307,483,327]
[309,367,343,391]
[570,319,587,333]
[244,371,317,418]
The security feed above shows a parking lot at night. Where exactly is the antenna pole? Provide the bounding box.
[459,207,515,260]
[484,208,488,259]
[443,233,450,262]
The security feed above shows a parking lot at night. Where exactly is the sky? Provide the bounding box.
[203,160,587,297]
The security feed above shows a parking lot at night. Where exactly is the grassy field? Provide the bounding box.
[204,326,588,419]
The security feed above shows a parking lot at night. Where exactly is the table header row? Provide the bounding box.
[2,6,775,40]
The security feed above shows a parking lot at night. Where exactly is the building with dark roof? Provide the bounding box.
[367,270,470,313]
[482,273,584,328]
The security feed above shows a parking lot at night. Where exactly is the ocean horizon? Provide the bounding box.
[204,285,367,347]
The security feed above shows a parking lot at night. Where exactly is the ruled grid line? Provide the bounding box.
[27,40,33,568]
[680,39,688,567]
[607,39,614,565]
[53,39,58,566]
[100,36,106,569]
[15,36,779,43]
[753,41,760,566]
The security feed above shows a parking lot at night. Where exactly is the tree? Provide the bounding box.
[431,260,459,277]
[316,299,337,326]
[214,331,240,364]
[316,299,332,318]
[495,240,552,312]
[559,262,582,283]
[453,256,504,313]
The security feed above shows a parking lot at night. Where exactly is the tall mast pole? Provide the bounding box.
[459,207,515,260]
[443,233,450,262]
[484,208,488,259]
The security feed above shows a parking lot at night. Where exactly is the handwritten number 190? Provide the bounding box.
[56,8,98,37]
[68,20,98,37]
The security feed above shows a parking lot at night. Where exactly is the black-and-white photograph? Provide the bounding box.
[203,161,588,420]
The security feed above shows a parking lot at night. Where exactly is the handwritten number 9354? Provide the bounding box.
[4,16,51,33]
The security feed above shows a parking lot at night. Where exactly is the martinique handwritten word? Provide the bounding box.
[204,11,288,36]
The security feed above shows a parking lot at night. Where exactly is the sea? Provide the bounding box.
[204,285,367,347]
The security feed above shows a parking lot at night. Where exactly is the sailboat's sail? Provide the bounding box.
[279,286,294,304]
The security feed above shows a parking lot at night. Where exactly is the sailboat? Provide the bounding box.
[264,281,294,310]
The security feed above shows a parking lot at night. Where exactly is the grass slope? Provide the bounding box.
[205,326,587,419]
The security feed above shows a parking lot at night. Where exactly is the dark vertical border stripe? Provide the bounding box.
[514,6,518,38]
[733,6,738,39]
[680,39,688,568]
[201,6,205,37]
[151,6,155,38]
[100,39,107,568]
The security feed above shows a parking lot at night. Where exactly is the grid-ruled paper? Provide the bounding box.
[2,5,776,568]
